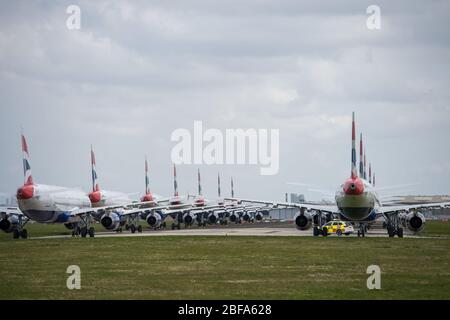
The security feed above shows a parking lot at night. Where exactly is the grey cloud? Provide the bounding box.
[0,0,449,201]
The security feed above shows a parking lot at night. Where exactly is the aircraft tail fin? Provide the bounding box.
[351,112,357,179]
[231,177,234,198]
[21,134,34,186]
[145,156,150,194]
[363,148,367,180]
[218,173,221,198]
[359,133,364,178]
[91,145,100,192]
[198,169,202,196]
[369,163,372,184]
[173,164,178,196]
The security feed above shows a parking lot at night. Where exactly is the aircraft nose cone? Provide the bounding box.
[16,185,34,200]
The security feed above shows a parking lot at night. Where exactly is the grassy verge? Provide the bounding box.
[1,230,449,299]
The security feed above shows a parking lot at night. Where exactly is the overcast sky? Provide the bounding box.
[1,0,449,202]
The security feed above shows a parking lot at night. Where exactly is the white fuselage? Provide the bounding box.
[335,179,382,221]
[91,190,133,208]
[17,184,91,223]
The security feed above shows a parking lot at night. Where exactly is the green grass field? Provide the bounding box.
[0,221,449,299]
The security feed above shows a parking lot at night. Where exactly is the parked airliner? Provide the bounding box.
[227,112,450,237]
[10,135,130,238]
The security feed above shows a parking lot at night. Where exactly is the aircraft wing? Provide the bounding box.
[379,202,450,215]
[67,205,129,216]
[224,198,339,214]
[0,206,24,216]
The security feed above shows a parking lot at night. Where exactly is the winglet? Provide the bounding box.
[21,134,34,186]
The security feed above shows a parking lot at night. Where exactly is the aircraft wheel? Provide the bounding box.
[336,229,342,237]
[357,230,361,237]
[397,228,404,238]
[88,227,95,238]
[125,224,130,231]
[130,225,136,233]
[20,229,28,239]
[137,225,143,233]
[80,228,87,238]
[322,227,328,237]
[313,227,319,237]
[387,226,395,238]
[13,229,20,239]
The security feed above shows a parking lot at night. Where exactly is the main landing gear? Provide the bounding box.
[72,213,95,238]
[13,216,29,239]
[357,224,367,237]
[125,213,143,234]
[171,222,181,230]
[384,214,404,238]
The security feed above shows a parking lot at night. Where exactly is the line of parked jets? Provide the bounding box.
[2,112,450,239]
[0,134,272,239]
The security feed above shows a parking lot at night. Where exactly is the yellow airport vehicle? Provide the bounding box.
[320,220,354,236]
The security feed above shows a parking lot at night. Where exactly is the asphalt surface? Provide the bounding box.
[30,223,436,239]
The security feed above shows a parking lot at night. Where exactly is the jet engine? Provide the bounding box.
[242,210,254,222]
[100,211,121,230]
[404,211,425,233]
[294,211,313,230]
[229,210,242,223]
[183,211,196,225]
[0,215,19,233]
[146,212,162,228]
[207,211,219,224]
[254,209,268,221]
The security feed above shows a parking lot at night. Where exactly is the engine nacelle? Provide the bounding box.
[254,210,264,221]
[183,212,196,225]
[0,215,19,233]
[146,212,162,228]
[207,211,219,224]
[229,211,242,223]
[294,211,313,230]
[100,212,121,230]
[242,210,254,222]
[405,211,425,233]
